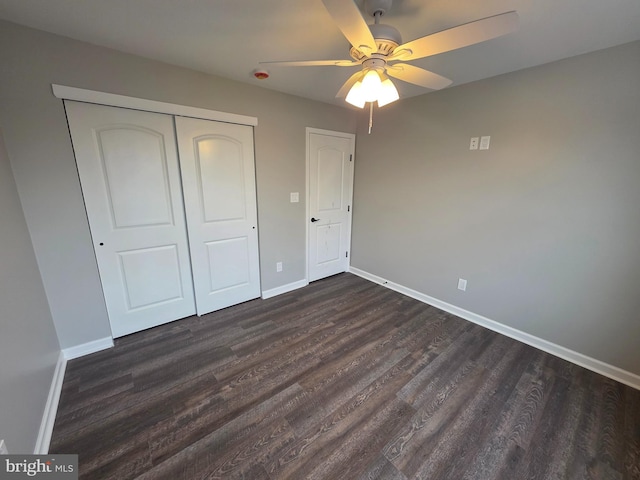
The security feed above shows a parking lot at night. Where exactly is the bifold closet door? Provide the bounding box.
[65,101,196,337]
[175,116,261,315]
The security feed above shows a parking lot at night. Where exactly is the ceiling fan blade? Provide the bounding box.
[386,63,452,90]
[390,11,519,61]
[322,0,377,53]
[336,71,364,98]
[260,59,360,67]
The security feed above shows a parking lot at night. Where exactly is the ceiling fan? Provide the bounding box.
[261,0,518,113]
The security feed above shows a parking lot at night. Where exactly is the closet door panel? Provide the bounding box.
[175,116,260,315]
[65,101,196,337]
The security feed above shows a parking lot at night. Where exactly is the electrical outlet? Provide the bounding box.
[0,439,8,454]
[276,262,283,272]
[470,137,479,150]
[457,278,467,291]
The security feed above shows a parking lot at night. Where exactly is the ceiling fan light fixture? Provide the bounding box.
[346,69,398,109]
[345,80,367,108]
[360,69,383,102]
[377,78,399,107]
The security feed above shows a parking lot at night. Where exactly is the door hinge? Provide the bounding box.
[347,205,350,212]
[349,154,353,162]
[346,251,349,258]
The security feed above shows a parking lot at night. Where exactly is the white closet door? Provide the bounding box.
[175,116,260,315]
[66,101,196,338]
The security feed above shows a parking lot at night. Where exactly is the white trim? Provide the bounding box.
[34,338,113,453]
[34,351,67,454]
[52,84,258,126]
[305,127,356,283]
[305,129,310,283]
[305,127,355,139]
[262,279,309,300]
[349,266,640,391]
[62,336,114,360]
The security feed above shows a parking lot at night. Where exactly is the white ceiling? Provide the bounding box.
[1,0,639,107]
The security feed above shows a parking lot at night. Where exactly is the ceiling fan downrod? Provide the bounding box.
[364,0,394,19]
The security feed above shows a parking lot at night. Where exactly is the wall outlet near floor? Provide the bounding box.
[457,278,467,291]
[470,137,479,150]
[276,262,283,272]
[0,439,8,454]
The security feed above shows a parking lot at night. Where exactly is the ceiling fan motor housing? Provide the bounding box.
[350,23,402,60]
[369,23,402,44]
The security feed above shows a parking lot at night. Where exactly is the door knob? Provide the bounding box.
[311,217,320,223]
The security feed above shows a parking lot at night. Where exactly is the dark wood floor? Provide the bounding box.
[50,273,640,479]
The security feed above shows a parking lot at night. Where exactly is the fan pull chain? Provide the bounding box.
[368,102,374,134]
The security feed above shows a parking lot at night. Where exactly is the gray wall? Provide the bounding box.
[0,129,61,453]
[0,20,356,349]
[351,41,640,375]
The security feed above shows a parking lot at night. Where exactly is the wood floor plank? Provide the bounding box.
[414,342,535,479]
[305,397,415,480]
[511,373,574,479]
[49,273,640,479]
[138,385,304,479]
[459,369,541,480]
[358,455,408,480]
[287,346,410,436]
[264,354,416,479]
[623,387,640,479]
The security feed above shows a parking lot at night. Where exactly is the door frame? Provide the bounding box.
[305,127,356,282]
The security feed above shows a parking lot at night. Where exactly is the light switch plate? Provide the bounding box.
[480,136,491,150]
[290,192,299,203]
[457,278,467,291]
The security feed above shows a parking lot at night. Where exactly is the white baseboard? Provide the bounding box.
[262,279,309,300]
[62,336,113,360]
[349,266,640,391]
[33,337,114,453]
[34,351,67,454]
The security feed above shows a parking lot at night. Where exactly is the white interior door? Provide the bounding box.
[307,128,355,282]
[175,116,261,315]
[65,101,196,338]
